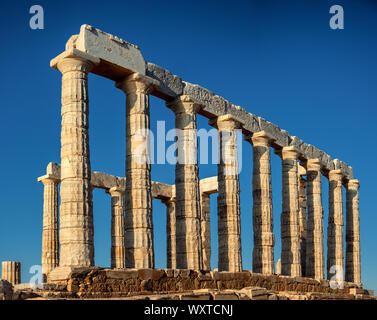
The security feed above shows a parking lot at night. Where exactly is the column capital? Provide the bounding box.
[347,179,360,190]
[276,146,300,160]
[37,174,60,184]
[307,158,321,171]
[245,130,275,147]
[162,197,176,205]
[208,114,245,131]
[115,72,159,95]
[51,49,100,74]
[108,186,126,196]
[166,95,201,114]
[328,169,343,181]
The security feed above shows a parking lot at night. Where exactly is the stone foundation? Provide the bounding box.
[9,268,365,300]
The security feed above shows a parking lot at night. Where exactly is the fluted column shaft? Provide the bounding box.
[167,95,202,270]
[163,198,176,269]
[247,131,274,274]
[116,73,157,269]
[298,172,307,276]
[57,56,95,267]
[279,146,301,277]
[39,176,59,277]
[109,187,126,269]
[1,261,21,285]
[345,179,361,286]
[210,114,243,272]
[201,193,211,270]
[327,169,344,280]
[306,159,324,280]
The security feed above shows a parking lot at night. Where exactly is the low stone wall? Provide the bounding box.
[42,267,373,300]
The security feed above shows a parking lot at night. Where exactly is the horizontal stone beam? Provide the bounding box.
[39,163,218,200]
[200,176,218,195]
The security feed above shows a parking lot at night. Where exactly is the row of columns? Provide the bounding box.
[44,53,361,287]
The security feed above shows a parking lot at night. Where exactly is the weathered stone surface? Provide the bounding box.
[200,193,211,270]
[210,115,243,272]
[327,170,344,281]
[74,24,146,75]
[199,176,218,195]
[289,137,334,171]
[334,159,353,180]
[108,187,126,269]
[298,173,307,276]
[91,171,125,190]
[166,95,202,270]
[18,268,376,300]
[38,175,59,278]
[345,180,361,286]
[151,181,173,200]
[183,82,214,109]
[2,261,21,285]
[116,73,157,269]
[279,147,301,277]
[146,63,183,99]
[162,199,176,269]
[0,279,13,300]
[55,54,95,268]
[229,106,260,133]
[258,117,289,148]
[206,95,230,118]
[246,131,275,275]
[306,159,325,280]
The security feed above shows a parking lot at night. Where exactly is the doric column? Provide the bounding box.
[162,197,176,269]
[305,159,325,280]
[277,146,301,277]
[52,53,98,267]
[297,165,307,276]
[345,179,361,286]
[1,261,21,285]
[327,169,344,281]
[209,114,243,272]
[116,73,158,269]
[201,193,211,271]
[109,187,126,269]
[245,131,274,275]
[166,95,202,270]
[38,175,60,279]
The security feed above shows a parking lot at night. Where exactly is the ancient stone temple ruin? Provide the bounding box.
[6,24,372,300]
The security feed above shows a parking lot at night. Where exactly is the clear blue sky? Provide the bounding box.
[0,0,376,291]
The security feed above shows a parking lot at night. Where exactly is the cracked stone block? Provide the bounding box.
[183,82,214,108]
[258,117,289,147]
[146,63,183,99]
[229,105,260,133]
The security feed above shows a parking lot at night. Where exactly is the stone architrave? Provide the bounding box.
[1,261,21,285]
[209,114,243,272]
[327,169,344,281]
[245,131,275,275]
[38,175,60,278]
[109,187,126,269]
[166,95,202,270]
[51,51,100,268]
[306,159,325,280]
[116,73,158,269]
[277,146,301,277]
[345,179,361,286]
